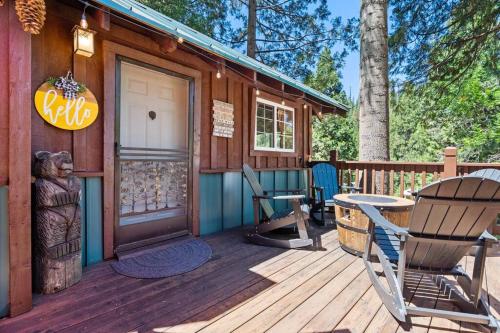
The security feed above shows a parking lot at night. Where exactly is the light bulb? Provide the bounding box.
[80,13,88,29]
[281,99,285,106]
[256,88,260,96]
[216,70,221,79]
[303,104,307,109]
[178,36,184,44]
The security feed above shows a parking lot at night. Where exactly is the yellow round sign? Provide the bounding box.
[34,82,99,130]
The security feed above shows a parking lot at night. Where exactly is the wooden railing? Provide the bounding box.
[310,147,500,234]
[311,147,500,197]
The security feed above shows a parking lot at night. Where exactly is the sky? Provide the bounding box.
[327,0,360,101]
[226,1,363,100]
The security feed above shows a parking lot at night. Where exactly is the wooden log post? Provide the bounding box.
[443,147,457,179]
[2,0,33,316]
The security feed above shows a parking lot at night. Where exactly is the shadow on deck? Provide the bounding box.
[0,227,498,333]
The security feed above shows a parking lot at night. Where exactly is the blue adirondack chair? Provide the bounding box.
[311,163,363,225]
[310,163,340,225]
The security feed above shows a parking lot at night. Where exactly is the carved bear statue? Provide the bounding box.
[33,151,82,294]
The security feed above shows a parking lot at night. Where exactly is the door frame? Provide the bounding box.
[103,41,201,258]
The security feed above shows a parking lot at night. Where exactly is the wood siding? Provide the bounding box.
[0,0,33,316]
[0,186,8,318]
[199,170,308,235]
[30,0,312,176]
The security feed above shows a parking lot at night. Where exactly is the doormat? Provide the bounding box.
[111,238,212,279]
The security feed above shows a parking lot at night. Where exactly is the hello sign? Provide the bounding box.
[34,82,99,130]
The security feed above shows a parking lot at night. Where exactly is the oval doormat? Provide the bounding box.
[111,239,212,279]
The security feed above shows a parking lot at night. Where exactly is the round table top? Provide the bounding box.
[333,193,414,211]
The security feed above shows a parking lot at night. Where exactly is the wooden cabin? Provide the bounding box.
[0,0,347,317]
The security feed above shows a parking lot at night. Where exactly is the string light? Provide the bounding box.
[216,69,222,79]
[177,36,184,44]
[80,12,88,29]
[281,99,285,106]
[74,0,346,114]
[256,88,260,96]
[303,104,307,109]
[73,3,95,57]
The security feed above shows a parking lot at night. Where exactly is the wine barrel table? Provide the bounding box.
[333,194,414,257]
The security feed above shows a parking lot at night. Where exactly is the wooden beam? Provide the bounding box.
[94,6,110,31]
[226,62,256,82]
[102,42,116,259]
[155,36,177,53]
[256,72,283,92]
[72,54,88,171]
[6,0,32,316]
[283,84,303,96]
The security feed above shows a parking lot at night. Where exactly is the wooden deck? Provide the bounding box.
[0,228,498,333]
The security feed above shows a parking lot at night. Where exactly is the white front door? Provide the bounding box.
[117,61,191,247]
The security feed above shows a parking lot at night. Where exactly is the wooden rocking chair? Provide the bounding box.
[359,174,500,331]
[242,164,313,249]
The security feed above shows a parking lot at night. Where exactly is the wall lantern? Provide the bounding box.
[73,11,96,57]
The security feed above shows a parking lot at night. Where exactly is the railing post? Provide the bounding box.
[330,150,340,188]
[443,147,457,178]
[329,150,338,165]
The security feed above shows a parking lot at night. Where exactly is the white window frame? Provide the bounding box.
[254,97,295,153]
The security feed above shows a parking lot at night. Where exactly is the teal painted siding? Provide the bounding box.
[222,172,243,230]
[84,178,103,265]
[259,171,275,210]
[80,181,87,266]
[199,169,309,235]
[287,171,299,209]
[242,171,257,225]
[199,174,223,235]
[80,177,104,267]
[0,187,8,318]
[274,171,288,212]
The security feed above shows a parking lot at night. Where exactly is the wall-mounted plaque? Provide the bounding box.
[212,99,234,138]
[34,72,99,131]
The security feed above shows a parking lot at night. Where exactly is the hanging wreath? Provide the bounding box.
[15,0,46,34]
[47,71,86,100]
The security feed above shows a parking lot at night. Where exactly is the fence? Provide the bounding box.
[310,147,500,233]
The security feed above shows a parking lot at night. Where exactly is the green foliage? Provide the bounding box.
[389,0,499,85]
[390,62,500,162]
[137,0,227,37]
[307,49,358,161]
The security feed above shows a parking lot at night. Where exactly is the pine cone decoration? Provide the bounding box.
[15,0,46,34]
[0,1,4,7]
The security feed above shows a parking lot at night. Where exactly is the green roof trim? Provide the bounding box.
[93,0,349,112]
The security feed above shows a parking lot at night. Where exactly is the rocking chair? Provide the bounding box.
[242,164,313,249]
[360,174,500,331]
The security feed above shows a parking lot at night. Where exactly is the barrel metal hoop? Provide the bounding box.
[335,219,368,234]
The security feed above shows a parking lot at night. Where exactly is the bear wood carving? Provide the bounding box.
[33,151,82,294]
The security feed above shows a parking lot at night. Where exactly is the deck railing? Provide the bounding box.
[310,147,500,233]
[311,147,500,197]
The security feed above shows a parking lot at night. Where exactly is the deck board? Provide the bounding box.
[0,228,498,333]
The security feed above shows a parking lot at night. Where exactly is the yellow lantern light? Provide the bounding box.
[73,13,96,57]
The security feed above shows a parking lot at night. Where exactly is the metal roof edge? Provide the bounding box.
[92,0,350,112]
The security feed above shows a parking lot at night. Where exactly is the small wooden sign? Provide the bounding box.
[34,82,99,130]
[212,99,234,138]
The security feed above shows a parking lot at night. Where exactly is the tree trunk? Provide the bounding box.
[359,0,389,162]
[247,0,257,58]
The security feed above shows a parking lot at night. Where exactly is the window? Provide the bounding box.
[255,98,294,152]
